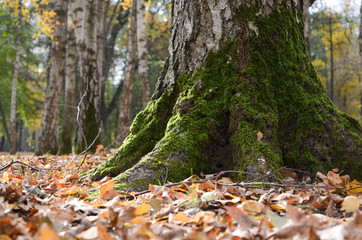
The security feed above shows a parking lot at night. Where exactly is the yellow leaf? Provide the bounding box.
[257,131,263,142]
[172,212,190,223]
[340,196,360,213]
[135,204,151,215]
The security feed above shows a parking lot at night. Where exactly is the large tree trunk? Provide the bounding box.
[10,0,23,155]
[118,0,137,143]
[58,4,77,155]
[70,0,104,152]
[37,0,68,155]
[88,0,362,191]
[137,0,150,109]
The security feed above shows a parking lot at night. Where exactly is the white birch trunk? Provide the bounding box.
[10,0,23,155]
[37,0,68,154]
[69,0,104,152]
[137,0,150,109]
[59,3,77,154]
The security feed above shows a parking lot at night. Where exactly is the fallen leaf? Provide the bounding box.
[172,212,190,223]
[76,226,98,240]
[36,223,60,240]
[340,196,360,213]
[97,223,114,240]
[257,131,263,142]
[135,204,151,215]
[100,181,120,200]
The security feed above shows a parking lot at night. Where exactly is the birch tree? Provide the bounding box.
[69,0,105,152]
[10,0,22,155]
[37,0,68,155]
[58,4,77,155]
[137,0,150,108]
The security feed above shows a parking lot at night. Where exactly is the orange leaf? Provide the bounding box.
[172,212,190,223]
[66,172,79,181]
[100,182,120,200]
[241,200,264,215]
[36,223,60,240]
[97,223,115,240]
[189,211,215,224]
[135,204,151,216]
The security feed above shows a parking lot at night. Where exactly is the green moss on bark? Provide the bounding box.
[87,91,177,180]
[237,2,361,178]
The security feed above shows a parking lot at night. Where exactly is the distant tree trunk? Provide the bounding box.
[97,0,105,144]
[359,0,362,119]
[137,0,150,109]
[10,0,23,155]
[101,9,130,128]
[88,0,362,190]
[303,0,315,55]
[70,0,104,152]
[119,0,137,143]
[0,102,11,146]
[37,0,68,155]
[328,12,334,103]
[58,4,77,155]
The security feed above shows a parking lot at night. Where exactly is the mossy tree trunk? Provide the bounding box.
[88,0,361,191]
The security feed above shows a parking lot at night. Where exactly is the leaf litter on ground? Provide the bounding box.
[0,150,361,240]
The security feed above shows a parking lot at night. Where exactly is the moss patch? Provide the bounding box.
[88,91,177,180]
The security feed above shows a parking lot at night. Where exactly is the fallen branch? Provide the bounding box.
[0,159,47,173]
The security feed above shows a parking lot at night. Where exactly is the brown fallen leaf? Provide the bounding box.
[100,181,120,200]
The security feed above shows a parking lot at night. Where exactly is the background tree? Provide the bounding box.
[37,0,68,155]
[311,0,361,119]
[119,0,137,143]
[10,0,23,154]
[69,0,104,152]
[303,0,316,54]
[58,3,77,155]
[87,0,361,191]
[137,0,150,109]
[359,0,362,118]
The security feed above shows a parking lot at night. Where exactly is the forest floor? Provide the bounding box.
[0,150,361,240]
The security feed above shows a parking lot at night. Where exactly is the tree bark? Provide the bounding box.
[328,12,334,103]
[10,0,23,155]
[88,0,362,191]
[37,0,68,155]
[137,0,150,109]
[118,0,137,143]
[359,0,362,119]
[0,101,11,146]
[303,0,311,55]
[58,3,77,155]
[100,9,130,127]
[70,0,104,152]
